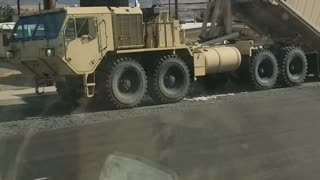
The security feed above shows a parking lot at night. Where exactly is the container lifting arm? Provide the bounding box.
[200,0,233,42]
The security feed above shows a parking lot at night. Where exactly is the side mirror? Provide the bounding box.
[3,34,9,46]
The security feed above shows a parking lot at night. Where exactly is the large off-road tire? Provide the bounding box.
[55,77,83,104]
[277,47,308,87]
[148,55,191,104]
[250,49,279,90]
[98,57,147,109]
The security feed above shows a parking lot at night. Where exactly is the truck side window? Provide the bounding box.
[76,18,97,38]
[87,18,97,38]
[76,18,89,38]
[65,18,76,39]
[65,18,97,39]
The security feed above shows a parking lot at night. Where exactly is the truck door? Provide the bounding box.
[64,17,102,73]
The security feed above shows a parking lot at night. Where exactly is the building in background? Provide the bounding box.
[79,0,205,22]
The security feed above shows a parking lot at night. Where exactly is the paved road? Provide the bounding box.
[1,84,320,180]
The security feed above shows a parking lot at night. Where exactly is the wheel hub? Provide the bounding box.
[257,59,274,79]
[290,64,295,73]
[258,67,265,76]
[169,75,177,86]
[289,57,303,76]
[165,74,177,88]
[120,79,132,92]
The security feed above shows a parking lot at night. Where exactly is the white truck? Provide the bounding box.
[0,22,15,60]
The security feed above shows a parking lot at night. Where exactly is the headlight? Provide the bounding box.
[6,50,15,59]
[45,48,55,57]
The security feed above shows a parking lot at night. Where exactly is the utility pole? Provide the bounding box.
[175,0,179,19]
[169,0,171,17]
[17,0,21,16]
[43,0,56,10]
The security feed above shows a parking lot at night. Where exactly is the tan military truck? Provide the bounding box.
[7,7,247,109]
[8,0,320,110]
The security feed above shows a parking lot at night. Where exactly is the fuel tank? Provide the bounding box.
[194,46,241,76]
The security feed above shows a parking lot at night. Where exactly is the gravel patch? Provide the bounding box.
[0,82,320,138]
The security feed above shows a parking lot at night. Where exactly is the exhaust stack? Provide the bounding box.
[175,0,179,19]
[43,0,56,10]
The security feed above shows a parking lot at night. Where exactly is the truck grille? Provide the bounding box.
[113,14,144,49]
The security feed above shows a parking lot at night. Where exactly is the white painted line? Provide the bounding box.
[184,93,246,101]
[33,177,48,180]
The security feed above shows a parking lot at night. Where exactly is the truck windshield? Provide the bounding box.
[10,12,65,42]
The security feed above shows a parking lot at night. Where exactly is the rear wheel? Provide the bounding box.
[148,55,191,104]
[278,47,308,87]
[97,57,147,109]
[250,49,279,90]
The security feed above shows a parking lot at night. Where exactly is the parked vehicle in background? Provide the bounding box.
[0,22,15,60]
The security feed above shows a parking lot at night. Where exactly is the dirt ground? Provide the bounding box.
[1,83,320,180]
[0,62,34,91]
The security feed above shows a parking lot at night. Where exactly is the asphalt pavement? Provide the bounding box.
[1,83,320,180]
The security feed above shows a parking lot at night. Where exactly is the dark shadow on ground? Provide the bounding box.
[0,79,251,123]
[0,77,319,123]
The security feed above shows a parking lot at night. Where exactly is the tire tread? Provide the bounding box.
[148,55,191,104]
[277,47,308,87]
[102,57,147,109]
[249,49,279,91]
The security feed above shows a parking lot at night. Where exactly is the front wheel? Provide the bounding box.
[148,55,191,104]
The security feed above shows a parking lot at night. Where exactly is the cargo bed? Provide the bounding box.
[232,0,320,50]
